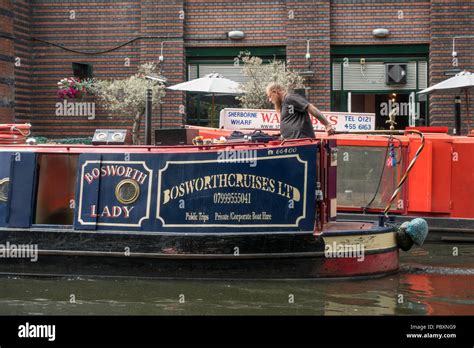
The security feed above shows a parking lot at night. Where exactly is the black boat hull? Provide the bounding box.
[0,226,399,279]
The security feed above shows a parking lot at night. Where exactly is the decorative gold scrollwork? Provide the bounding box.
[0,178,9,203]
[115,179,140,205]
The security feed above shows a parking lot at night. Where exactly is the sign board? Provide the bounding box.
[75,144,317,233]
[219,108,376,132]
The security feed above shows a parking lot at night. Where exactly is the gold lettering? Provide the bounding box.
[162,189,171,204]
[292,187,301,202]
[84,165,148,185]
[195,177,204,191]
[125,166,133,178]
[235,174,243,187]
[135,171,147,185]
[123,206,134,218]
[160,174,300,205]
[218,174,227,187]
[228,174,236,187]
[268,179,275,192]
[84,173,94,184]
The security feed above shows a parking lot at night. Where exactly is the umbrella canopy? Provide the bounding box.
[167,73,242,127]
[167,73,243,94]
[417,70,473,134]
[417,70,474,95]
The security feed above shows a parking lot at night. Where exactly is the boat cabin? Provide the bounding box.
[0,134,337,234]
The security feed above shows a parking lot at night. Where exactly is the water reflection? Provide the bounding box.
[0,243,473,315]
[400,274,474,315]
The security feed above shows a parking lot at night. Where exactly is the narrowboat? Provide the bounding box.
[0,125,427,279]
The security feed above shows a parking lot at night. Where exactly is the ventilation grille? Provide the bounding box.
[332,61,426,91]
[385,63,407,85]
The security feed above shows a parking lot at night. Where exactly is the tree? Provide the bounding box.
[236,53,305,110]
[90,62,166,144]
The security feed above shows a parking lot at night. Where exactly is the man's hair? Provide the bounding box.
[266,82,286,94]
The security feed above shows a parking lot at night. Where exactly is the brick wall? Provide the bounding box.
[5,0,474,136]
[0,0,15,123]
[286,0,331,110]
[10,0,188,140]
[140,0,185,135]
[13,0,32,123]
[330,0,431,44]
[184,0,286,46]
[429,0,474,134]
[27,0,143,137]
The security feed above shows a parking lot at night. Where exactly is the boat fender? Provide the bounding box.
[396,224,414,252]
[406,218,429,246]
[397,218,429,251]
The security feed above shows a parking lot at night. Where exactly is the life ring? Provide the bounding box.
[0,124,31,144]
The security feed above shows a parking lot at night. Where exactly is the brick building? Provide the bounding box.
[0,0,473,138]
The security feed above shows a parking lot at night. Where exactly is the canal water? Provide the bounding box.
[0,242,473,315]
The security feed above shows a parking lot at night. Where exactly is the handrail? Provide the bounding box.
[279,138,319,146]
[383,129,425,216]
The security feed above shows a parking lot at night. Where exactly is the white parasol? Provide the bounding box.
[417,70,474,95]
[167,73,243,127]
[418,71,474,132]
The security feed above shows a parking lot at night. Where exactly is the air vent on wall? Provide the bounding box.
[385,63,407,85]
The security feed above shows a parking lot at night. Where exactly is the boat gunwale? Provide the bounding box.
[0,223,394,237]
[26,246,398,260]
[0,139,320,154]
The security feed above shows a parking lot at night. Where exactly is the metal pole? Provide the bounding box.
[211,93,215,128]
[465,89,470,133]
[160,101,163,129]
[145,88,152,145]
[454,95,461,136]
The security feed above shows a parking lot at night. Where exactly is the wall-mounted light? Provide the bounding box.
[145,75,167,84]
[305,40,311,60]
[372,28,390,38]
[228,31,245,40]
[159,42,165,63]
[298,39,314,78]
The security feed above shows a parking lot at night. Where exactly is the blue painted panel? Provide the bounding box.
[74,144,317,233]
[1,152,37,228]
[0,152,12,226]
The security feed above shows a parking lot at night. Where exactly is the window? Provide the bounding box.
[34,154,78,225]
[186,46,286,127]
[330,45,429,129]
[72,62,93,79]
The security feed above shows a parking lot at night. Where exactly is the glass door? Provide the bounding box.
[345,92,427,130]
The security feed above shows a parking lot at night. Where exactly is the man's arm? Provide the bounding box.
[307,104,329,126]
[307,104,335,135]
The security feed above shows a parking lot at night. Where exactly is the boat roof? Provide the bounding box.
[0,139,320,154]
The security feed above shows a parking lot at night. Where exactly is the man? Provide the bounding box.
[266,82,335,139]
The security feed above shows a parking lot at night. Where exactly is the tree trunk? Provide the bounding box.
[132,110,144,145]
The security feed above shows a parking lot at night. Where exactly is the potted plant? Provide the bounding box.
[57,77,94,99]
